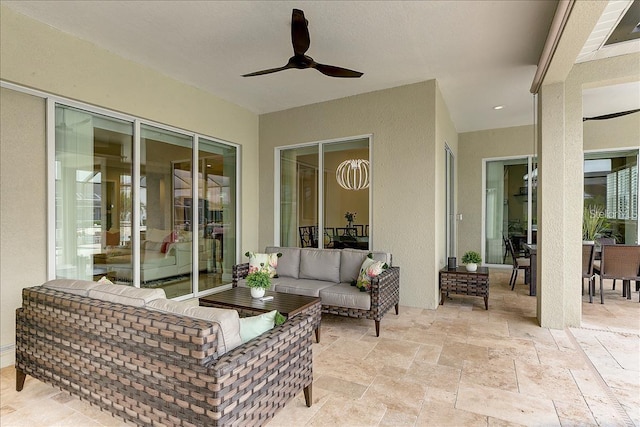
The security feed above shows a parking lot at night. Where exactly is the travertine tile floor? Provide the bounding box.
[1,270,638,426]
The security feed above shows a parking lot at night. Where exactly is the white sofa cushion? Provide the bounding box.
[299,248,340,283]
[88,284,166,307]
[42,279,102,296]
[266,246,300,278]
[146,299,242,355]
[320,284,371,311]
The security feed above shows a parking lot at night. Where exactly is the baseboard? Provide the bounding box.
[0,343,15,368]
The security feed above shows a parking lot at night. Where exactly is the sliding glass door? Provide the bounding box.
[55,105,133,280]
[53,103,238,299]
[278,137,371,250]
[484,156,537,266]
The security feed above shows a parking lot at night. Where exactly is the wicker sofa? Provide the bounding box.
[15,280,313,426]
[233,247,400,336]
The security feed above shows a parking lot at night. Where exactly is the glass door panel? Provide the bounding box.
[54,105,133,281]
[280,146,319,247]
[198,138,237,292]
[322,139,370,250]
[485,158,530,265]
[140,125,192,298]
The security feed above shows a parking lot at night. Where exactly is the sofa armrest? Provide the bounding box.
[231,263,250,287]
[369,266,400,318]
[207,313,314,418]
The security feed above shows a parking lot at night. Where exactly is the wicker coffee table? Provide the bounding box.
[439,266,489,310]
[200,287,322,342]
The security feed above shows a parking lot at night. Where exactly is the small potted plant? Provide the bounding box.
[246,263,271,298]
[461,251,482,272]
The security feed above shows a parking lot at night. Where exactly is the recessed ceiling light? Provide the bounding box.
[493,105,505,110]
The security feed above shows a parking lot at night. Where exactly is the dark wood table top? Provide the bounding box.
[440,266,489,275]
[199,287,320,318]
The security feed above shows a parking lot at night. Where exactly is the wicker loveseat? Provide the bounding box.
[15,280,313,426]
[233,247,400,336]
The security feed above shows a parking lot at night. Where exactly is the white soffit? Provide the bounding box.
[576,0,640,63]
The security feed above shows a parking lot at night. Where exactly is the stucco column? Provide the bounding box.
[536,82,582,328]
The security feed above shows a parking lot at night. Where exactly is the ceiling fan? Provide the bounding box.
[242,9,363,78]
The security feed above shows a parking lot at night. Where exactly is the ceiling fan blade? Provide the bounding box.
[242,63,294,77]
[291,9,310,56]
[313,62,363,78]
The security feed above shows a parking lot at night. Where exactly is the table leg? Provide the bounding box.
[484,296,488,310]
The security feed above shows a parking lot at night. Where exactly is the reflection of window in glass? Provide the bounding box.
[198,138,237,292]
[584,150,638,244]
[55,105,133,280]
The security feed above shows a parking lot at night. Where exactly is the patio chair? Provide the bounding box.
[581,243,596,303]
[593,237,616,289]
[507,238,530,290]
[594,245,640,304]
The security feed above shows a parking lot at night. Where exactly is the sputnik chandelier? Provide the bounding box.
[336,159,370,190]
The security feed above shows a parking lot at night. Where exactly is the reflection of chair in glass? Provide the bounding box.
[336,227,357,237]
[352,224,365,237]
[298,226,317,248]
[593,245,640,304]
[581,244,596,303]
[323,227,335,248]
[507,239,530,290]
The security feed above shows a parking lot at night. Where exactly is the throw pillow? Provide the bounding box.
[246,251,281,278]
[96,276,114,285]
[355,257,387,292]
[239,310,278,343]
[160,231,177,253]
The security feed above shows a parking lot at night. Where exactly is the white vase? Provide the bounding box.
[250,287,266,298]
[465,263,478,272]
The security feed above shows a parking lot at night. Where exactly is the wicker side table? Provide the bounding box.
[439,266,489,310]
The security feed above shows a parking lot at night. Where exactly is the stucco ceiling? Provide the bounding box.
[2,1,638,132]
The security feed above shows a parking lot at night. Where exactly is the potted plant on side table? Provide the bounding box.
[462,251,482,272]
[246,263,272,298]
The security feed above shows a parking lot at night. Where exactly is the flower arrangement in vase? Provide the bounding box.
[345,211,357,228]
[246,263,271,298]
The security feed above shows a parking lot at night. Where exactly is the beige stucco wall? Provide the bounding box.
[457,125,535,260]
[259,80,451,309]
[0,6,259,368]
[0,88,47,367]
[583,107,640,152]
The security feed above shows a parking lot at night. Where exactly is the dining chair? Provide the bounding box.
[593,237,616,289]
[323,227,335,248]
[595,245,640,304]
[507,238,530,290]
[581,243,596,303]
[502,234,510,264]
[336,227,357,238]
[352,224,365,237]
[298,226,317,248]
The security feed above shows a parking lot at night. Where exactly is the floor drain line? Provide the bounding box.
[573,325,639,338]
[565,327,634,427]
